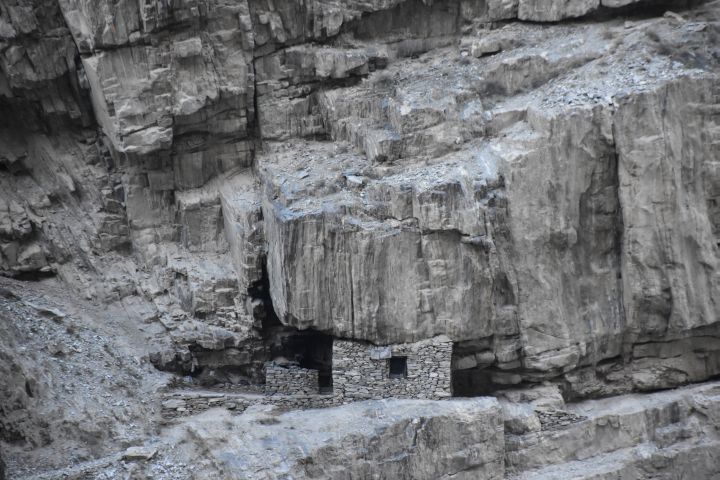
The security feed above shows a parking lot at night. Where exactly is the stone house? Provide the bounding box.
[265,335,453,401]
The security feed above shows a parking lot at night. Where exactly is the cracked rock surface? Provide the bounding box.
[1,0,720,478]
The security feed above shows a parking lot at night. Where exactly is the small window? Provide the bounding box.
[388,356,407,379]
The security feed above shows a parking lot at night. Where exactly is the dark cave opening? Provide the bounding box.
[451,368,497,397]
[281,330,334,391]
[252,262,334,391]
[452,367,542,398]
[450,340,522,397]
[24,380,34,398]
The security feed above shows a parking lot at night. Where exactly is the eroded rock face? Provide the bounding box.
[26,381,720,479]
[176,397,506,480]
[1,0,719,389]
[2,0,720,477]
[254,6,720,396]
[616,80,720,339]
[505,381,720,479]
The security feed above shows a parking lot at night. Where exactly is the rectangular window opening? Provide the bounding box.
[389,356,407,379]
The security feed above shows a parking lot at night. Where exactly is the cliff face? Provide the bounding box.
[156,382,720,480]
[1,0,720,478]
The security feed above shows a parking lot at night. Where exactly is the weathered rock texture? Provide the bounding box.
[505,381,720,479]
[174,397,506,480]
[3,0,719,386]
[2,0,720,477]
[47,381,720,479]
[256,4,720,399]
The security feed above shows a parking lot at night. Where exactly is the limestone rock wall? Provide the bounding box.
[253,4,720,397]
[182,397,506,480]
[161,381,720,480]
[1,0,720,433]
[5,0,720,477]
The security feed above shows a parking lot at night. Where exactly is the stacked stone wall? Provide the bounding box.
[333,335,453,401]
[161,392,255,418]
[264,363,319,395]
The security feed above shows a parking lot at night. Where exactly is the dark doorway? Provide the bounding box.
[389,356,407,379]
[281,330,334,391]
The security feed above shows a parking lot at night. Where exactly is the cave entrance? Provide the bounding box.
[280,330,334,392]
[450,341,507,397]
[253,262,334,393]
[451,368,496,397]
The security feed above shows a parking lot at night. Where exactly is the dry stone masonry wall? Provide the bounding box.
[264,363,320,395]
[333,335,453,401]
